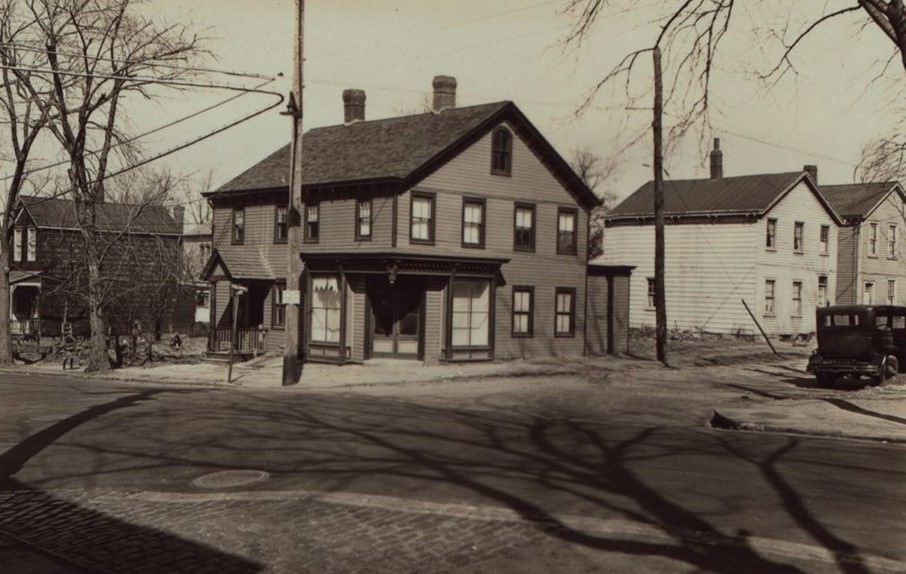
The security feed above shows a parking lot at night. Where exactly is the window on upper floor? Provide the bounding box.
[869,222,879,257]
[491,127,513,176]
[195,290,210,308]
[889,279,897,305]
[514,203,535,252]
[274,206,288,243]
[305,203,319,243]
[793,221,804,253]
[555,287,576,337]
[557,207,578,255]
[356,199,372,240]
[512,287,534,337]
[462,197,485,248]
[820,225,829,255]
[410,192,435,244]
[231,208,244,244]
[888,224,898,259]
[766,218,777,250]
[12,226,37,263]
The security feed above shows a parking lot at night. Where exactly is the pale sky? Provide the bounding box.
[114,1,906,202]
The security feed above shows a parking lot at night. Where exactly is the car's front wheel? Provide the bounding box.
[816,372,836,387]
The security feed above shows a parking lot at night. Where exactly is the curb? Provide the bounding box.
[709,409,906,444]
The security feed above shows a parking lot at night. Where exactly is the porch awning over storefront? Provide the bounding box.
[202,247,278,281]
[301,252,510,279]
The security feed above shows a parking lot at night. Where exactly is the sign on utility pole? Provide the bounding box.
[282,0,305,385]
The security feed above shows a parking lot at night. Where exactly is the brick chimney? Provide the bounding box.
[171,205,185,233]
[803,164,818,185]
[343,89,366,123]
[432,75,457,112]
[709,137,723,179]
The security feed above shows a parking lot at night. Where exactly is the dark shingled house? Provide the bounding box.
[202,76,632,363]
[9,195,193,338]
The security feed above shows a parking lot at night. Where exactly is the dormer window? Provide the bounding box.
[231,208,244,244]
[491,127,512,176]
[13,226,37,262]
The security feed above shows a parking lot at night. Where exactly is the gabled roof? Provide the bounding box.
[607,171,841,223]
[820,181,903,221]
[17,195,180,234]
[201,246,276,281]
[207,101,599,210]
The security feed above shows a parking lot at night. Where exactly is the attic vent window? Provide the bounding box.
[491,128,512,176]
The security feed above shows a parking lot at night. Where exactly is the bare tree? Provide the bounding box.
[0,0,56,365]
[570,147,619,259]
[3,0,204,371]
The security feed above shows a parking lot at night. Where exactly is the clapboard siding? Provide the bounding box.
[836,226,858,305]
[851,193,906,305]
[603,179,837,335]
[302,193,395,253]
[756,180,836,334]
[603,222,758,334]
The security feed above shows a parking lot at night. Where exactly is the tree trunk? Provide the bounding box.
[653,46,668,366]
[85,240,110,372]
[0,248,12,366]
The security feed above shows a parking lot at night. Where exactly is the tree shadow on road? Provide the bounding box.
[0,387,263,574]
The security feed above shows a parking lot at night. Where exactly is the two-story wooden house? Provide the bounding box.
[9,195,193,338]
[600,140,842,336]
[821,181,906,305]
[203,76,630,363]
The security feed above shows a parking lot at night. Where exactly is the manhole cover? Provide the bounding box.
[192,469,270,489]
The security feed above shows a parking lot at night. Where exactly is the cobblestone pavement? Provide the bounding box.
[3,488,906,574]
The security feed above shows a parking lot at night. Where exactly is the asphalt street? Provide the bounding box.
[1,370,905,573]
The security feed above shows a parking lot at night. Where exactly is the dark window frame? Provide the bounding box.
[274,205,288,244]
[304,202,320,243]
[271,282,286,328]
[819,224,829,255]
[793,221,804,253]
[513,202,536,252]
[557,207,578,255]
[355,198,373,241]
[461,196,486,249]
[511,286,534,337]
[646,277,656,309]
[231,207,245,245]
[490,127,513,176]
[766,218,777,250]
[410,191,436,245]
[554,287,576,337]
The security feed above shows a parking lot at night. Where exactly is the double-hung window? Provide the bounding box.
[274,206,288,243]
[765,279,776,315]
[792,281,803,317]
[818,276,828,307]
[305,203,320,243]
[491,128,512,176]
[272,283,286,328]
[557,207,578,255]
[555,288,576,337]
[888,224,898,259]
[311,276,340,343]
[410,192,435,244]
[647,278,656,309]
[512,287,533,337]
[514,203,535,251]
[462,197,485,248]
[231,208,244,244]
[766,218,777,250]
[356,199,372,240]
[869,222,879,257]
[793,222,804,253]
[889,279,897,305]
[451,279,490,348]
[819,225,829,255]
[12,227,22,263]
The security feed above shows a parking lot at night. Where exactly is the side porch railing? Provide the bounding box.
[209,326,267,355]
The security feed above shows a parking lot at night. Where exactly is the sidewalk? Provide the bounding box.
[6,345,906,444]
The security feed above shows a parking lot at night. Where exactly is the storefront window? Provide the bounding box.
[452,279,490,347]
[311,276,340,343]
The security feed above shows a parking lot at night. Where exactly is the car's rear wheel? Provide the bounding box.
[816,372,836,387]
[883,355,899,382]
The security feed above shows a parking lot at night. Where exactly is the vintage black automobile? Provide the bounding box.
[807,304,905,386]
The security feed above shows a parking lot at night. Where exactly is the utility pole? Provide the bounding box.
[652,45,668,366]
[282,0,305,385]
